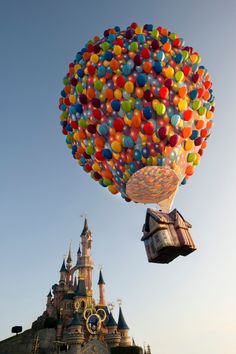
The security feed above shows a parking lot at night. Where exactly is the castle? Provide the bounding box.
[0,219,152,354]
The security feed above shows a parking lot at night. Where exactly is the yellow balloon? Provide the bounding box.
[91,54,99,64]
[111,141,122,153]
[165,67,174,79]
[114,89,122,100]
[184,139,194,151]
[178,99,188,112]
[113,45,122,55]
[69,95,77,104]
[124,81,134,94]
[92,163,101,172]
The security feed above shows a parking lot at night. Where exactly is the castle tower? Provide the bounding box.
[46,290,53,317]
[117,306,132,347]
[105,312,121,348]
[77,218,94,293]
[66,311,85,354]
[66,243,73,271]
[59,258,67,285]
[98,270,106,306]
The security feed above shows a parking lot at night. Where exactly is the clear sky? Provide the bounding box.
[0,0,236,353]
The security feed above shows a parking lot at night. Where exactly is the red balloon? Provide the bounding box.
[169,134,178,147]
[114,118,124,132]
[143,122,154,135]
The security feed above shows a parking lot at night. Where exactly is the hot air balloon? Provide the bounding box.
[59,23,215,263]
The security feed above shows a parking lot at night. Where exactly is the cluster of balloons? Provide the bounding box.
[59,23,215,203]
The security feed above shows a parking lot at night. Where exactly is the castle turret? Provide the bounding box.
[117,306,132,347]
[46,290,54,317]
[78,218,94,292]
[66,311,85,353]
[59,258,67,285]
[98,270,106,306]
[66,243,73,271]
[105,312,121,348]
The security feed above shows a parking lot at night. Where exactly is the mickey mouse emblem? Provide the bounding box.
[83,307,107,335]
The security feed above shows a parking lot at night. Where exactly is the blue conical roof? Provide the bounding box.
[60,259,67,272]
[68,312,82,327]
[81,218,89,236]
[117,306,129,330]
[106,312,117,327]
[98,270,105,285]
[75,279,87,297]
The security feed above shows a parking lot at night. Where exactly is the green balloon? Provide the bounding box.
[155,103,166,116]
[76,83,83,93]
[192,100,201,111]
[129,42,138,52]
[101,42,110,51]
[187,153,195,163]
[198,106,206,116]
[94,80,103,91]
[122,100,132,112]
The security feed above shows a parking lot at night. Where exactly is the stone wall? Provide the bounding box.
[0,328,56,354]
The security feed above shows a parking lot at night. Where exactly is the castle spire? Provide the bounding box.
[98,269,106,306]
[117,306,129,330]
[117,305,131,346]
[81,217,89,237]
[59,258,67,284]
[78,218,93,292]
[60,258,67,273]
[66,242,72,270]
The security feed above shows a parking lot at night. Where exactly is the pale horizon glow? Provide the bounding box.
[0,1,236,353]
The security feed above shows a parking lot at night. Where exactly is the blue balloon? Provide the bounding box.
[143,106,152,119]
[190,130,199,140]
[137,74,147,87]
[134,149,142,161]
[153,61,162,74]
[98,124,109,136]
[142,147,150,158]
[171,114,181,126]
[129,162,137,173]
[111,100,121,112]
[123,136,134,148]
[122,64,132,76]
[104,51,113,61]
[98,66,106,77]
[102,149,112,160]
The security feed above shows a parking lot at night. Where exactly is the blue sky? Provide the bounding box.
[0,0,236,353]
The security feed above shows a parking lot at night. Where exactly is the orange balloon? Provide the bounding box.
[182,127,192,138]
[132,110,142,128]
[87,88,95,100]
[83,52,91,61]
[64,85,71,94]
[95,136,105,148]
[196,120,205,130]
[201,141,208,149]
[102,169,113,179]
[163,42,171,52]
[105,88,114,100]
[186,165,194,176]
[110,59,119,71]
[136,87,144,99]
[143,61,152,73]
[178,86,187,98]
